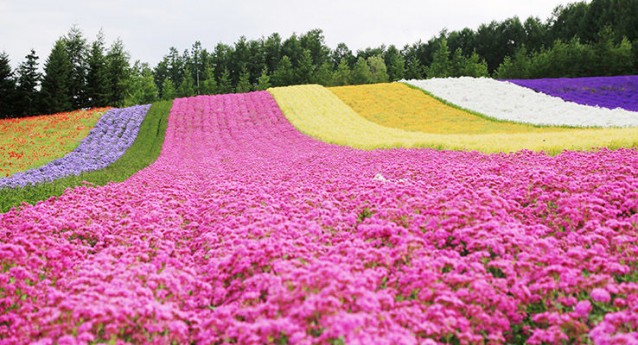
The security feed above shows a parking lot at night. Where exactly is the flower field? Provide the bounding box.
[404,77,638,127]
[0,105,150,189]
[507,75,638,111]
[329,83,568,134]
[0,77,638,344]
[271,84,638,153]
[0,108,108,178]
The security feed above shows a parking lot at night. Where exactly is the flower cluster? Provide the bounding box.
[507,75,638,112]
[0,105,150,189]
[271,84,638,153]
[0,108,107,178]
[1,91,636,344]
[404,77,638,127]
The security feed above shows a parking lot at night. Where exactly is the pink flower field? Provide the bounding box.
[1,91,638,344]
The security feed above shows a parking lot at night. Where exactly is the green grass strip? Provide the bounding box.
[0,100,172,213]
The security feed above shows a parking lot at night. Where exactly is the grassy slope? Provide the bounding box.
[269,84,638,153]
[0,101,172,213]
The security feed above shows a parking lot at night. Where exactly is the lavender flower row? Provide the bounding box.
[0,105,151,189]
[507,75,638,112]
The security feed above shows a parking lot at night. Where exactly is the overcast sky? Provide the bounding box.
[1,0,579,69]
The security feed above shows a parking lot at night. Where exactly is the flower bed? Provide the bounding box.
[404,77,638,127]
[0,105,150,189]
[1,92,636,344]
[507,75,638,111]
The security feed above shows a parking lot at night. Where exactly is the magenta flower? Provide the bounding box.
[591,288,611,303]
[574,300,592,318]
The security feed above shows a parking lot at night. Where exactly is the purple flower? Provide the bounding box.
[574,300,592,318]
[591,288,611,303]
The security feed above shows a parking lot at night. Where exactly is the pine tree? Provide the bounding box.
[350,57,372,85]
[86,31,110,107]
[314,62,333,86]
[15,49,41,116]
[217,68,233,94]
[367,55,389,83]
[235,66,252,93]
[161,78,176,100]
[384,45,405,81]
[178,66,195,97]
[40,39,72,114]
[332,58,351,86]
[296,49,314,84]
[255,67,271,91]
[64,26,88,109]
[201,66,218,94]
[271,56,294,86]
[426,38,451,78]
[106,39,130,107]
[0,52,16,118]
[125,62,158,106]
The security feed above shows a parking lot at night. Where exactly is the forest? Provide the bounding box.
[1,0,637,118]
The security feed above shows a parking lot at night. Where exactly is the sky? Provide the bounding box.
[1,0,579,69]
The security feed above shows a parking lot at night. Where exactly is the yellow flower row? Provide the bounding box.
[268,84,638,154]
[329,83,568,134]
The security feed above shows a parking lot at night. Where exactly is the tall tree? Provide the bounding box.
[64,26,89,109]
[15,49,41,116]
[314,62,334,86]
[255,67,271,91]
[271,56,294,86]
[0,52,16,118]
[161,77,176,100]
[178,66,195,97]
[40,39,72,113]
[217,67,233,94]
[332,58,351,86]
[295,49,314,84]
[426,37,451,78]
[106,38,130,107]
[125,62,158,105]
[86,31,110,107]
[235,66,252,93]
[350,57,373,85]
[201,66,218,95]
[383,45,405,81]
[367,55,389,83]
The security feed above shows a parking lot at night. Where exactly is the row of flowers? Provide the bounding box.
[270,84,638,153]
[507,75,638,112]
[0,108,107,178]
[0,105,150,189]
[404,77,638,127]
[1,91,637,344]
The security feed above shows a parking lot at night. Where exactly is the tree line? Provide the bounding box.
[1,0,637,118]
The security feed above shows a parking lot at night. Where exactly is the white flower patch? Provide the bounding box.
[404,77,638,127]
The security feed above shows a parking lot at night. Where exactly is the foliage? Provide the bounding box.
[39,39,72,114]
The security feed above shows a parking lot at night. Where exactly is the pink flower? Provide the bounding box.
[591,288,611,303]
[574,300,591,318]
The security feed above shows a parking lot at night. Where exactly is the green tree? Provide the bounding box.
[272,55,294,86]
[367,55,389,83]
[0,52,16,118]
[217,68,234,94]
[314,61,333,86]
[462,51,489,77]
[64,26,88,109]
[332,58,351,86]
[201,66,218,94]
[40,39,72,113]
[296,49,314,84]
[125,62,158,106]
[495,46,530,79]
[106,38,130,107]
[86,31,110,107]
[255,67,271,91]
[426,37,451,78]
[384,45,405,81]
[350,57,372,85]
[15,49,41,116]
[161,78,176,100]
[235,66,252,93]
[178,66,195,97]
